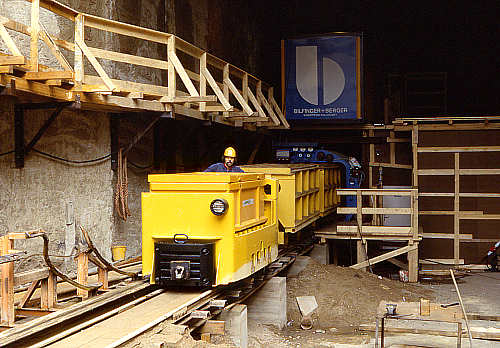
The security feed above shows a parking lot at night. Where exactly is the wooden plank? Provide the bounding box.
[351,244,417,270]
[159,95,216,103]
[412,124,418,187]
[39,26,73,71]
[460,214,500,220]
[419,192,454,197]
[418,146,500,153]
[359,324,500,340]
[83,75,167,96]
[369,162,413,169]
[454,152,460,264]
[225,76,253,116]
[0,281,152,347]
[24,71,74,80]
[387,137,410,143]
[390,131,396,164]
[167,36,176,98]
[257,88,280,125]
[88,46,167,70]
[246,86,266,117]
[337,225,412,234]
[199,53,207,112]
[14,267,50,286]
[338,189,414,196]
[422,233,472,240]
[76,252,89,298]
[268,88,290,128]
[0,22,23,56]
[1,75,72,100]
[0,66,13,74]
[19,280,41,309]
[460,168,500,175]
[83,14,170,44]
[77,92,168,112]
[1,236,15,325]
[0,56,25,66]
[418,169,454,175]
[98,268,108,291]
[420,258,464,265]
[386,257,408,270]
[30,0,40,71]
[75,37,116,91]
[74,14,84,89]
[460,193,500,198]
[199,320,225,335]
[419,211,456,215]
[167,49,199,97]
[201,67,233,111]
[338,207,412,215]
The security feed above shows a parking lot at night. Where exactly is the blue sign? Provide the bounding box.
[284,34,362,121]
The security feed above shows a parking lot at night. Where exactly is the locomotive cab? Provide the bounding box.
[142,173,279,288]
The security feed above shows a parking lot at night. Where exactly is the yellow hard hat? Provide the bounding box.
[223,147,237,158]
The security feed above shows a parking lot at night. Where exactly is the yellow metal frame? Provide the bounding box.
[142,173,279,286]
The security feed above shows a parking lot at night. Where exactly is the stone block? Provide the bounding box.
[310,243,329,265]
[246,277,286,329]
[220,304,248,348]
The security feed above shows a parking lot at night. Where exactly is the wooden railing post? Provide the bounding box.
[1,236,15,326]
[30,0,40,71]
[74,14,84,89]
[76,251,89,298]
[167,36,176,99]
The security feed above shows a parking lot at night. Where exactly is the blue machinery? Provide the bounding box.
[274,143,364,221]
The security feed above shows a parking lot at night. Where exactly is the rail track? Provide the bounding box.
[1,244,311,347]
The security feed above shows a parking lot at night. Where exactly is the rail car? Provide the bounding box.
[142,172,279,288]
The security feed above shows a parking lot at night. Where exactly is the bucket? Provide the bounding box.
[112,245,126,261]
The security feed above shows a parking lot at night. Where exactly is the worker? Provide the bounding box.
[487,241,500,271]
[204,147,244,172]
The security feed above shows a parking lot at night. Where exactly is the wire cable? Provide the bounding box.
[32,148,111,164]
[0,150,14,157]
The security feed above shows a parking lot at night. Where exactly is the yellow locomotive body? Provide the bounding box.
[142,172,279,287]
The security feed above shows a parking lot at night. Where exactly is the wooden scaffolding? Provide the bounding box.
[0,0,289,129]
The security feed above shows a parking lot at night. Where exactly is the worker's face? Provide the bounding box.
[224,156,235,168]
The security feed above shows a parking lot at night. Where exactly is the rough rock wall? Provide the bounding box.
[0,98,113,271]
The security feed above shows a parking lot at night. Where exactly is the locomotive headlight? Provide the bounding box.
[210,198,228,216]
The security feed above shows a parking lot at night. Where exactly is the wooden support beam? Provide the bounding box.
[98,267,108,291]
[200,320,225,335]
[0,56,25,66]
[74,14,84,89]
[268,87,289,128]
[199,53,207,112]
[167,49,199,97]
[201,67,233,111]
[30,0,40,72]
[0,66,13,74]
[75,37,116,91]
[39,23,73,71]
[1,236,15,326]
[454,152,460,265]
[351,244,417,270]
[225,75,253,116]
[19,279,41,309]
[257,88,280,125]
[418,146,500,153]
[159,95,216,103]
[76,252,89,299]
[24,71,74,81]
[0,22,23,56]
[167,36,176,98]
[246,86,266,118]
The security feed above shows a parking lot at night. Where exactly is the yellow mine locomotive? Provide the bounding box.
[142,172,279,287]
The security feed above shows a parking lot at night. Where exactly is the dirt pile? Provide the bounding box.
[286,258,435,332]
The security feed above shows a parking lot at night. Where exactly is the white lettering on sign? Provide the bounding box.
[242,198,255,207]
